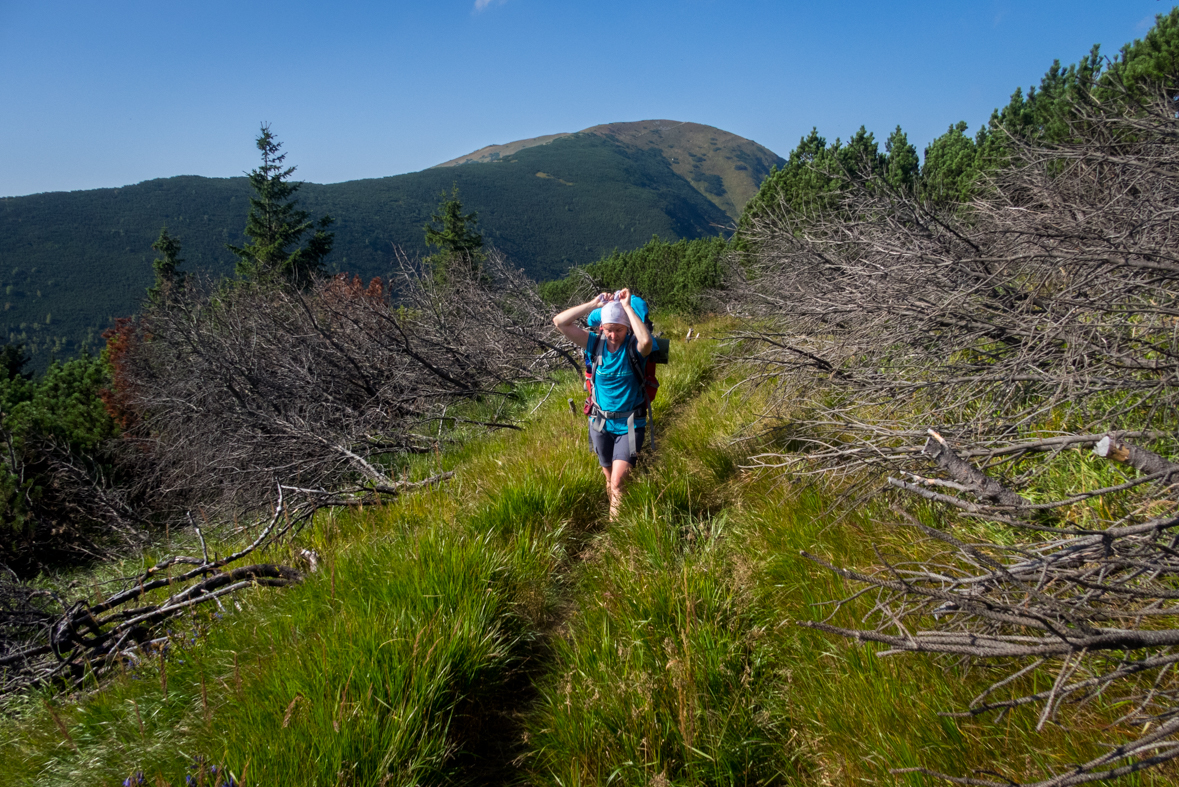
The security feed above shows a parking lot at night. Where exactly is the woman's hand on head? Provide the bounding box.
[596,292,612,306]
[617,288,631,305]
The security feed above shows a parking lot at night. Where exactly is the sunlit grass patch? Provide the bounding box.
[525,506,805,787]
[184,520,553,785]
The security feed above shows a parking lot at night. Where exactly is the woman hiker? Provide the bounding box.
[553,289,653,521]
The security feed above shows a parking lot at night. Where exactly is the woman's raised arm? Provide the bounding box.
[618,289,652,356]
[552,294,609,349]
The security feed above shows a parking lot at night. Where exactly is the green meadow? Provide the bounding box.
[2,317,1169,786]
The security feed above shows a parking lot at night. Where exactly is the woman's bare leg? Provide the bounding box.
[607,459,634,521]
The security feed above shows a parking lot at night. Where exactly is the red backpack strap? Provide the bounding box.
[583,333,608,415]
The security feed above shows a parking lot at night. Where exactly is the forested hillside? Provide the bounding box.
[0,132,734,368]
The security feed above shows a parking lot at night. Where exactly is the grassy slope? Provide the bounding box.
[1,319,1172,786]
[585,121,785,221]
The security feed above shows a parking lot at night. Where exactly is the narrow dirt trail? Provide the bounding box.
[452,333,726,784]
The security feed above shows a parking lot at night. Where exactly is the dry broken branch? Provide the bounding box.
[113,250,554,518]
[0,471,450,694]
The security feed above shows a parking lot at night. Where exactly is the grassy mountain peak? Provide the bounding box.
[434,120,784,221]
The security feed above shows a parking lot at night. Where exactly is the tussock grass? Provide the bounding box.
[525,500,804,786]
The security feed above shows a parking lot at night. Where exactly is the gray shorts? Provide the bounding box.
[590,425,646,467]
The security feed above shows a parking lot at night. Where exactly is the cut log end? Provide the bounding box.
[1093,435,1132,463]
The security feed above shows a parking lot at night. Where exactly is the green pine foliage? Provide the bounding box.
[1114,7,1179,93]
[227,125,334,287]
[11,356,117,454]
[422,186,485,280]
[0,343,32,382]
[922,8,1179,205]
[739,129,835,226]
[883,125,919,191]
[146,226,187,304]
[992,9,1179,146]
[538,235,728,315]
[423,186,484,260]
[739,126,913,228]
[919,121,985,204]
[0,350,119,568]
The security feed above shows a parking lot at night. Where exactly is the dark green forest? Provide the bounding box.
[0,134,730,369]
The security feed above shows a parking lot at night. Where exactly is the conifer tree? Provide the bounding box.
[147,225,186,303]
[228,124,334,287]
[739,127,885,229]
[0,343,31,382]
[883,126,919,191]
[423,185,484,279]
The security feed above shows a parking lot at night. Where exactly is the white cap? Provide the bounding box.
[600,300,627,326]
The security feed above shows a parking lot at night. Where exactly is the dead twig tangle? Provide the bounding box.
[729,89,1179,785]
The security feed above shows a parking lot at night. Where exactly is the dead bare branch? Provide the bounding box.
[114,249,555,517]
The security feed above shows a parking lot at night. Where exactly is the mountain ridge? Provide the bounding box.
[434,120,784,221]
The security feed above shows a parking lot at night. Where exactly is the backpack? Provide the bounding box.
[583,319,667,403]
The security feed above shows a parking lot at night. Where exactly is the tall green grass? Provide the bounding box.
[524,323,807,786]
[0,377,604,785]
[3,315,1175,786]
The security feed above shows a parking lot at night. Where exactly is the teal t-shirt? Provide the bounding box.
[587,333,647,435]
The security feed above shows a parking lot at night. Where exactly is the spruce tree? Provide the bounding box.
[423,185,484,279]
[228,124,334,287]
[147,225,187,303]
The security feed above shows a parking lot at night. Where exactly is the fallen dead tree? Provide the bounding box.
[0,473,452,693]
[802,431,1179,787]
[729,88,1179,785]
[110,249,557,516]
[0,487,304,693]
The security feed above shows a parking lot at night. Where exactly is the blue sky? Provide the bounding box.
[0,1,1168,197]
